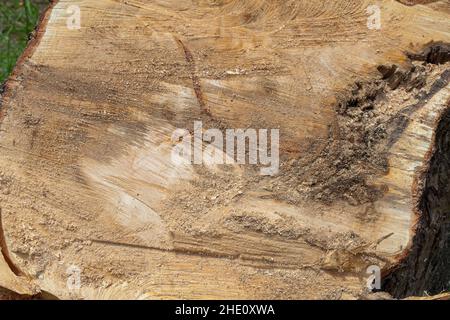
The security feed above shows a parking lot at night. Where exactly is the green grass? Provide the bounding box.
[0,0,49,84]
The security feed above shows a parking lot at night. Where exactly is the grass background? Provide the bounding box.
[0,0,50,84]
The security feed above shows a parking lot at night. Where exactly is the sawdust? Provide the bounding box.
[272,58,449,208]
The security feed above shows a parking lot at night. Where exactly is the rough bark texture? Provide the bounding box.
[0,0,449,299]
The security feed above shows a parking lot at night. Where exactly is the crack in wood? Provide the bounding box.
[0,209,25,276]
[175,37,211,116]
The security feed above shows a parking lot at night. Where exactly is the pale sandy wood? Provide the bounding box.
[0,0,449,299]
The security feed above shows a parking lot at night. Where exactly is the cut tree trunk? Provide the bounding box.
[0,0,449,299]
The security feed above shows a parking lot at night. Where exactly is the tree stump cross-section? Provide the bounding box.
[0,0,449,299]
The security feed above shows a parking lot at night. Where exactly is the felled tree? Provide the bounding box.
[0,0,449,299]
